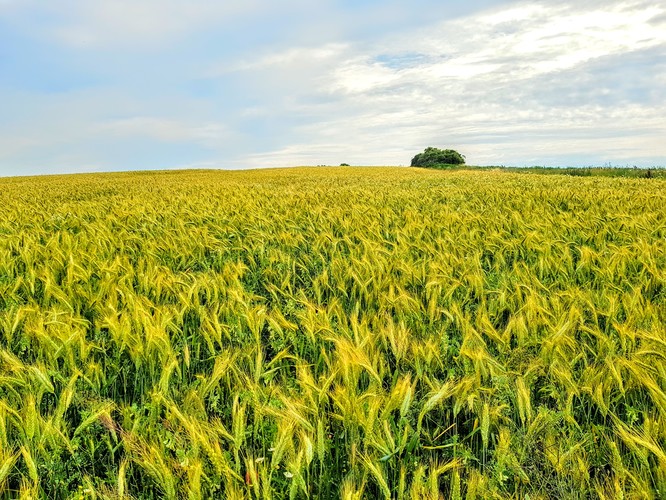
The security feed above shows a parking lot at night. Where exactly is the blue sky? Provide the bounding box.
[1,0,665,175]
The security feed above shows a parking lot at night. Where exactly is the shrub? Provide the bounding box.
[411,147,465,168]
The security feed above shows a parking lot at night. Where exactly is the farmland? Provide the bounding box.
[0,167,665,499]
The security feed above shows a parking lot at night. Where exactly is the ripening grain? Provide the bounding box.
[0,167,664,498]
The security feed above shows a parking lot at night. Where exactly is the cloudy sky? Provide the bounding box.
[1,0,665,175]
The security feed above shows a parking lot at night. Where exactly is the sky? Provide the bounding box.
[1,0,665,175]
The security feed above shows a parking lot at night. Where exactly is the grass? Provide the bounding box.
[500,166,665,179]
[0,167,664,498]
[420,164,666,179]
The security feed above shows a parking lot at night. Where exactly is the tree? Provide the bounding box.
[411,147,465,168]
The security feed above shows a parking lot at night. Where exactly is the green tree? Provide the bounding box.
[411,147,465,168]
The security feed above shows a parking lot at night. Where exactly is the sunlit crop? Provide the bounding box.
[0,167,664,498]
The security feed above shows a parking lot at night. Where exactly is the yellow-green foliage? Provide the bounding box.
[0,167,665,498]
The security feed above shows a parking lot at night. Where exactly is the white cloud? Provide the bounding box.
[228,1,666,167]
[3,0,280,49]
[212,43,350,76]
[69,2,253,47]
[97,117,233,147]
[374,2,666,83]
[485,4,665,74]
[332,58,402,94]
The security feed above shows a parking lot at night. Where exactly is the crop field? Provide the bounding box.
[0,167,665,499]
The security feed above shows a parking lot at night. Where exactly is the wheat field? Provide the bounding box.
[0,167,664,499]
